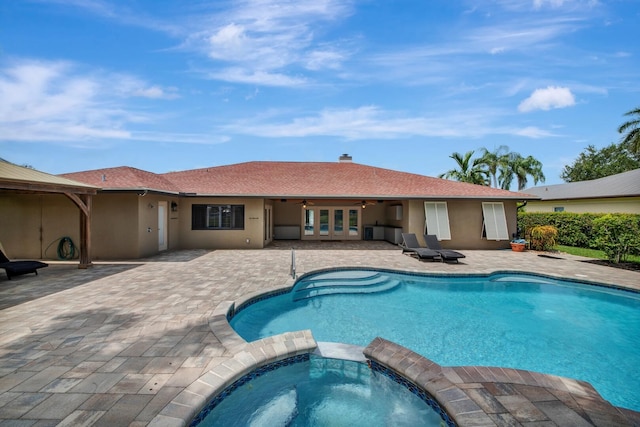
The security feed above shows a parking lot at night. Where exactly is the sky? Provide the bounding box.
[1,0,638,187]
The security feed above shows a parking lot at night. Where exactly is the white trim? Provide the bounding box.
[424,202,451,240]
[482,202,509,240]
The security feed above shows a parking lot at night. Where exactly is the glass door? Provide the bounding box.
[304,209,315,236]
[349,209,359,236]
[333,209,344,237]
[319,209,329,237]
[301,207,361,240]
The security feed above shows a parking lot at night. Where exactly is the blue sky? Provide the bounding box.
[1,0,638,187]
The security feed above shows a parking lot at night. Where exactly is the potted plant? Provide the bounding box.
[510,238,527,252]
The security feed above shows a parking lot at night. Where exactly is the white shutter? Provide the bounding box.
[424,202,451,240]
[482,202,509,240]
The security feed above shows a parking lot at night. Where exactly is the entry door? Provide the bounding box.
[158,201,168,251]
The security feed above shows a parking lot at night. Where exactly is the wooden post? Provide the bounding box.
[79,194,92,268]
[64,192,93,269]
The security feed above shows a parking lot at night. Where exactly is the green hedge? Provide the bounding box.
[517,212,640,253]
[593,214,640,263]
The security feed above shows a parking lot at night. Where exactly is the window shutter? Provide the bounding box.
[424,202,451,240]
[482,202,509,240]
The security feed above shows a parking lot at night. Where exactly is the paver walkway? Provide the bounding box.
[0,241,638,426]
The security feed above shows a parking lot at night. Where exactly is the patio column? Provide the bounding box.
[64,192,93,269]
[78,194,92,268]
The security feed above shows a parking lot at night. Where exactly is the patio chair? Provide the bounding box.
[0,245,48,280]
[423,234,466,263]
[400,233,441,261]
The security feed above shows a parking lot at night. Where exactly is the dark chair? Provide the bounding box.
[400,233,441,261]
[423,234,465,263]
[0,247,48,280]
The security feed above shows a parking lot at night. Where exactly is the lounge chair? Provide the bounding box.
[400,233,441,261]
[0,246,48,280]
[423,234,466,263]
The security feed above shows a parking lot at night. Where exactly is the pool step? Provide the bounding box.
[490,275,557,285]
[292,272,400,301]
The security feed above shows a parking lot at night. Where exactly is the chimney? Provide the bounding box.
[338,153,352,163]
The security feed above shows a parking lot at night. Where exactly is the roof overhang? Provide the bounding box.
[98,187,180,196]
[1,161,98,195]
[176,193,540,200]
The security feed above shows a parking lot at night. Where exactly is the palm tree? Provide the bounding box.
[499,153,545,190]
[439,151,489,185]
[618,107,640,154]
[479,145,509,188]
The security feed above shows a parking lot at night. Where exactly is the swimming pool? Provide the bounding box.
[192,354,447,426]
[230,269,640,411]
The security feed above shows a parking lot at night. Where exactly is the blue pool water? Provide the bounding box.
[195,355,445,426]
[231,270,640,411]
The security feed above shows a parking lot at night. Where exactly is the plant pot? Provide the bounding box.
[510,243,526,252]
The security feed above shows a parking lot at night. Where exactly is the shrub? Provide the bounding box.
[529,225,558,251]
[517,212,596,247]
[518,212,640,253]
[592,214,640,263]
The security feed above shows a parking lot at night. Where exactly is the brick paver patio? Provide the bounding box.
[0,241,638,426]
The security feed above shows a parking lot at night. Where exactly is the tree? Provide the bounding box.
[618,106,640,154]
[499,153,545,190]
[479,145,509,188]
[561,142,640,182]
[439,151,489,185]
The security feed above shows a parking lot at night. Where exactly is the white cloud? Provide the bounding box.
[533,0,569,9]
[188,0,355,85]
[514,126,556,137]
[518,86,576,112]
[221,106,555,140]
[304,49,345,71]
[0,59,182,143]
[133,85,180,99]
[206,68,308,87]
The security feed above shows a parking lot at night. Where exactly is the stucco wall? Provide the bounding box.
[0,194,42,258]
[0,194,79,259]
[0,192,184,260]
[92,194,181,259]
[179,198,265,249]
[273,200,300,227]
[405,199,517,250]
[525,197,640,214]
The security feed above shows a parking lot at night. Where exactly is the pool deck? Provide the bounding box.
[0,241,638,426]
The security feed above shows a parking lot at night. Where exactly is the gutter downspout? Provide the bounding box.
[515,200,528,239]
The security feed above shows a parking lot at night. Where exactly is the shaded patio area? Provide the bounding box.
[0,242,638,426]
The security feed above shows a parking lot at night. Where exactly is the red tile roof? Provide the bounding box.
[61,166,180,193]
[62,162,537,200]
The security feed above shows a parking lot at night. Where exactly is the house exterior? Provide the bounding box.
[1,156,538,260]
[523,169,640,214]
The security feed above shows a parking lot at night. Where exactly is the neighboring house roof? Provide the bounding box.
[524,168,640,201]
[61,166,180,194]
[62,161,538,200]
[0,160,97,194]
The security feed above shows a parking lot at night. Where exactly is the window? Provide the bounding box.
[554,207,565,212]
[481,202,509,240]
[192,204,244,230]
[424,202,451,240]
